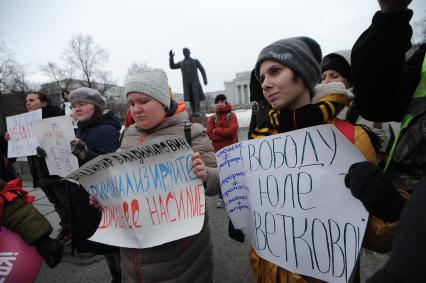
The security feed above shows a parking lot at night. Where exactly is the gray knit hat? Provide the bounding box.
[124,68,170,108]
[68,87,106,109]
[254,36,322,97]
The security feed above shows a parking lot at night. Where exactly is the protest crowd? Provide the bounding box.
[1,0,425,282]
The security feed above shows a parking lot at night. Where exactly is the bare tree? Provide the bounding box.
[0,40,28,94]
[0,40,29,132]
[125,62,150,81]
[63,34,112,92]
[40,61,74,91]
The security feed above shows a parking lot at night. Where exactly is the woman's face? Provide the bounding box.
[127,92,166,129]
[26,93,47,111]
[321,70,351,89]
[259,60,309,110]
[71,102,96,122]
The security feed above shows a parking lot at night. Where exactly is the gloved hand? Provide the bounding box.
[70,138,88,160]
[36,146,47,158]
[344,161,404,222]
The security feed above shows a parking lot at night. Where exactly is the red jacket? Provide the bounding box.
[207,103,238,151]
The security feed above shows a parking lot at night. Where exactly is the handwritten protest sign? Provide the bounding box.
[66,136,205,249]
[216,124,368,283]
[6,109,42,157]
[33,116,79,177]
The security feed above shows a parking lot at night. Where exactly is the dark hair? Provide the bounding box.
[85,105,104,124]
[321,54,352,83]
[215,94,227,104]
[61,89,70,99]
[290,70,315,98]
[27,91,51,105]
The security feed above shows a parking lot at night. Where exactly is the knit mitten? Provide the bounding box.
[70,138,88,160]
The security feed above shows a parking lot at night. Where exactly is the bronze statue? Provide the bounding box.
[169,48,207,116]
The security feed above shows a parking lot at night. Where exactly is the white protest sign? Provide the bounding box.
[63,101,78,129]
[216,124,368,283]
[33,116,79,177]
[66,136,205,249]
[6,109,42,157]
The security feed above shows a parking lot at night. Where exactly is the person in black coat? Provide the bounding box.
[345,0,426,282]
[67,87,122,282]
[19,92,72,241]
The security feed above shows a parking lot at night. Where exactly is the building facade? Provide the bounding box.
[224,71,251,109]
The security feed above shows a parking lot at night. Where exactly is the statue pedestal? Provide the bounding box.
[191,115,208,127]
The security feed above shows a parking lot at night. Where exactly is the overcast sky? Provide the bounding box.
[1,0,425,93]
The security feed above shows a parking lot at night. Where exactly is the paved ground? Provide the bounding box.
[28,180,389,283]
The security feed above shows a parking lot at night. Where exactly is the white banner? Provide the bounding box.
[216,124,368,283]
[33,116,79,177]
[66,136,205,249]
[6,110,42,158]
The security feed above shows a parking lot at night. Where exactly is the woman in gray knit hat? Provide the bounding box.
[94,67,219,282]
[248,37,378,283]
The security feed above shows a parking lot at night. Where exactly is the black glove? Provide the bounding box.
[345,161,404,222]
[228,219,244,243]
[36,146,47,158]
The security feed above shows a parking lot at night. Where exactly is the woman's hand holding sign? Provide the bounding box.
[192,152,207,182]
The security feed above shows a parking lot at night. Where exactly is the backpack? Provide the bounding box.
[213,112,232,127]
[184,121,192,146]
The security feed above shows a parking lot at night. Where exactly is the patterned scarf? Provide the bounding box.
[251,101,338,139]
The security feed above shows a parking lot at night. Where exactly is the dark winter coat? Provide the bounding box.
[367,178,426,283]
[350,8,426,283]
[352,10,426,190]
[75,110,121,165]
[352,10,426,122]
[248,101,269,139]
[207,103,238,151]
[248,69,270,139]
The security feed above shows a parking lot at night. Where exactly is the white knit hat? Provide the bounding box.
[124,68,170,108]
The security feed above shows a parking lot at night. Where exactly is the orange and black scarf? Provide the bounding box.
[251,101,337,139]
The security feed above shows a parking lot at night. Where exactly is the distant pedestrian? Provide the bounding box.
[207,94,238,208]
